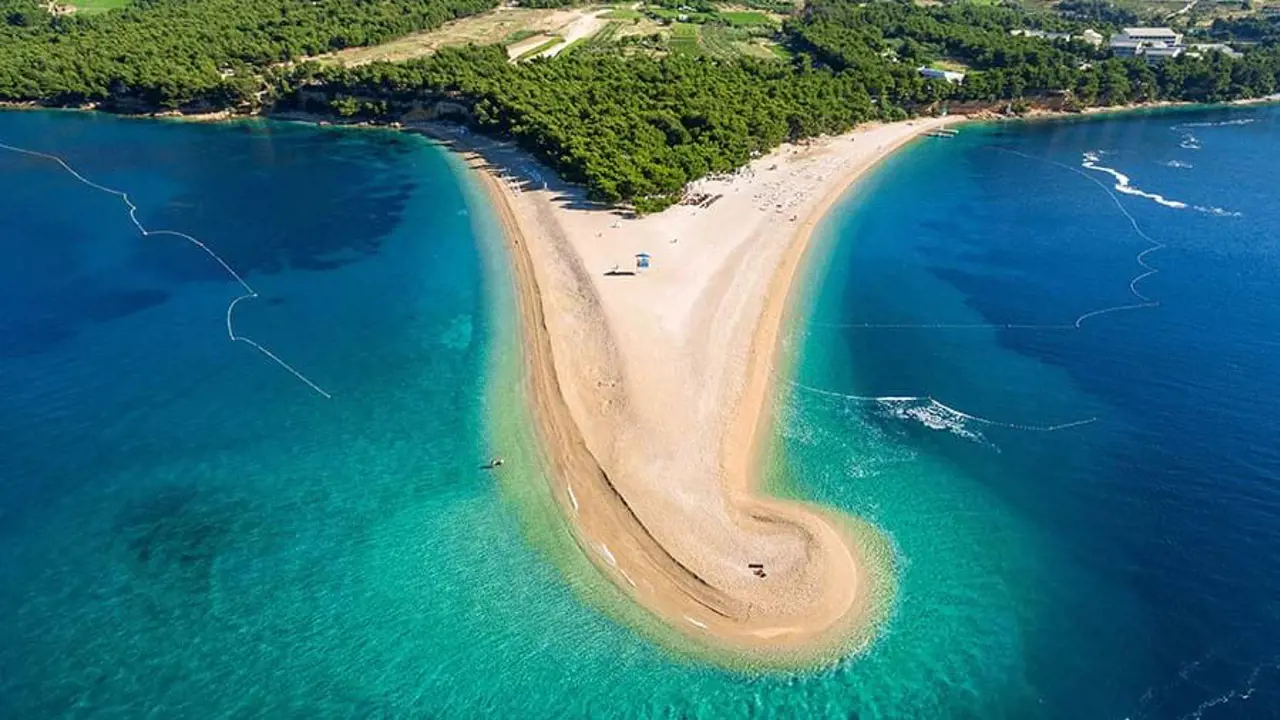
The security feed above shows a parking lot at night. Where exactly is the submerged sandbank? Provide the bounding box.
[436,117,957,668]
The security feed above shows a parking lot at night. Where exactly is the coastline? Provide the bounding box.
[6,97,1272,669]
[5,97,1275,672]
[5,91,1276,126]
[430,117,955,668]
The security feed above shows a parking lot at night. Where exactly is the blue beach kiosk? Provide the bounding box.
[635,252,651,270]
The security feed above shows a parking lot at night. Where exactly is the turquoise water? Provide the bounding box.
[3,107,1279,718]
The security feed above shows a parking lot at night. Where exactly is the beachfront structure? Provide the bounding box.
[919,67,965,84]
[1109,27,1186,62]
[1118,27,1184,46]
[1189,43,1244,59]
[1141,45,1186,62]
[1011,29,1073,42]
[1011,28,1107,46]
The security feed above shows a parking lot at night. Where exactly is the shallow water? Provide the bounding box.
[2,107,1278,718]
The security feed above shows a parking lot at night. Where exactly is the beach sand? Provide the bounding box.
[432,117,957,666]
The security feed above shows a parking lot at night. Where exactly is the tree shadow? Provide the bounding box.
[408,124,634,219]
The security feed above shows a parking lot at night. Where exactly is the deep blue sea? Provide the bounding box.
[1,107,1278,718]
[782,104,1280,719]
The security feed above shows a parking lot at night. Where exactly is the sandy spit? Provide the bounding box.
[426,117,958,668]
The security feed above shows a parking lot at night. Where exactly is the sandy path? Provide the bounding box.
[538,10,608,58]
[429,117,957,666]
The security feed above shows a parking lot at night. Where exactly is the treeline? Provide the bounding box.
[514,0,581,7]
[3,0,1279,211]
[285,46,888,212]
[0,0,497,109]
[791,0,1280,105]
[282,0,1280,209]
[1210,15,1280,42]
[1055,0,1139,27]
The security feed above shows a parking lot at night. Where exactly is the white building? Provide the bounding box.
[1011,29,1072,42]
[1142,45,1186,61]
[1109,27,1186,62]
[1119,27,1184,45]
[1081,29,1104,46]
[919,67,965,83]
[1189,43,1243,59]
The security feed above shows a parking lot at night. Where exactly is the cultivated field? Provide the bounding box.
[317,2,790,66]
[320,7,606,65]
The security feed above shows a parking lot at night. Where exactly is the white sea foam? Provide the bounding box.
[782,377,1097,443]
[1179,133,1202,150]
[1196,205,1242,218]
[1176,661,1275,720]
[1162,160,1194,169]
[873,397,987,443]
[595,543,617,567]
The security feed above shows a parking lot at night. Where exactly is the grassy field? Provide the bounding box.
[502,29,540,44]
[766,40,793,59]
[699,25,738,57]
[931,58,971,72]
[670,22,702,55]
[601,8,643,19]
[611,15,669,49]
[65,0,131,14]
[516,36,565,61]
[585,20,625,47]
[557,37,588,56]
[738,37,790,59]
[718,10,773,25]
[679,23,788,59]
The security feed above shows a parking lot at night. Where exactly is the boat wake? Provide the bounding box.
[1173,118,1257,129]
[1170,117,1255,151]
[782,376,1097,443]
[807,147,1172,331]
[1082,151,1240,217]
[0,141,331,399]
[1082,151,1189,209]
